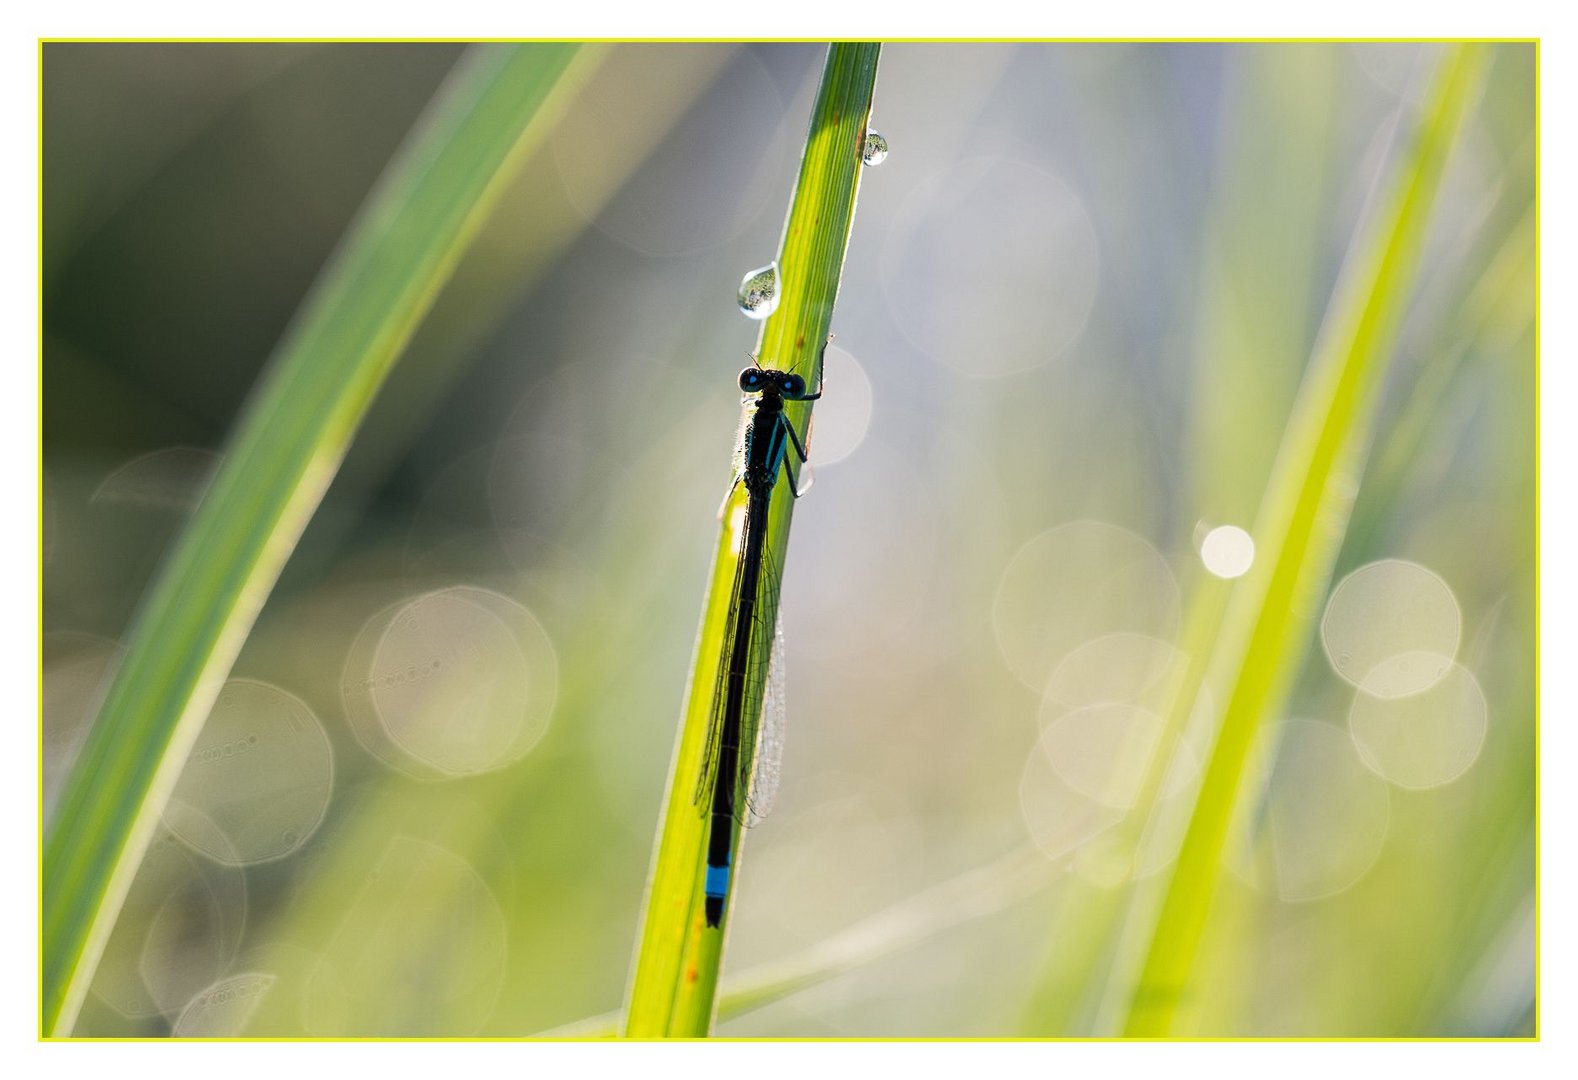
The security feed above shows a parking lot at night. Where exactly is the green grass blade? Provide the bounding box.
[41,42,595,1037]
[621,41,881,1039]
[1121,44,1490,1037]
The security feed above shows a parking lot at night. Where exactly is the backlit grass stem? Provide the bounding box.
[1121,44,1490,1037]
[621,41,881,1039]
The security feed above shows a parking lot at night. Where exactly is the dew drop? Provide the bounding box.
[862,128,889,166]
[737,261,780,319]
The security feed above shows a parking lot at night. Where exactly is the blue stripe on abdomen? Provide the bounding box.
[705,863,731,897]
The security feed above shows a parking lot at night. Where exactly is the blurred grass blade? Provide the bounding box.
[551,847,1051,1037]
[621,42,881,1039]
[41,42,595,1037]
[1121,44,1489,1037]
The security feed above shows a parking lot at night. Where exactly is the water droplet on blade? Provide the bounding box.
[737,261,780,319]
[862,128,889,166]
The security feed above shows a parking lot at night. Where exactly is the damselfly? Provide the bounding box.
[695,354,822,929]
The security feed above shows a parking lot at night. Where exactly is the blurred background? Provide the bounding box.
[41,42,1535,1037]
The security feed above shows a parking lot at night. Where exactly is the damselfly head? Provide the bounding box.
[738,367,809,399]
